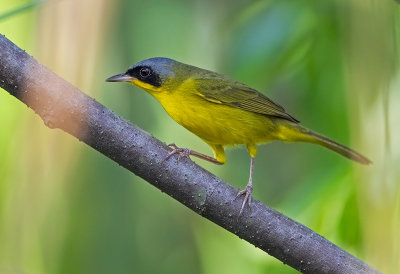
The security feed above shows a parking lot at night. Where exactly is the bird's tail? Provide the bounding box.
[277,123,371,165]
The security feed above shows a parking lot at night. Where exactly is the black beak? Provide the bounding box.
[106,73,135,82]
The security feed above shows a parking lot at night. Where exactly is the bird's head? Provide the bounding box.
[106,57,181,93]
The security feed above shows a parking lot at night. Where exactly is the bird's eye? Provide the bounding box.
[139,67,151,78]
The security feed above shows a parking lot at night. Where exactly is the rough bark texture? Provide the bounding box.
[0,34,380,274]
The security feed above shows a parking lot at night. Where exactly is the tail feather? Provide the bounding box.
[280,124,371,165]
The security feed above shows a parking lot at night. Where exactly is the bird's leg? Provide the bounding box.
[236,156,255,216]
[165,143,222,165]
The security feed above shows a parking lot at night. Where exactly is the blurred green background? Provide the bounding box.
[1,0,399,273]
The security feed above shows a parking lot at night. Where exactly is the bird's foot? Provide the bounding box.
[164,143,222,165]
[164,143,192,162]
[235,184,253,216]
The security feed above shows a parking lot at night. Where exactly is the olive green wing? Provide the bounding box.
[194,75,299,123]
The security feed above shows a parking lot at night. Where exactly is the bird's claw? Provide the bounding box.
[164,143,192,162]
[235,184,253,216]
[167,143,179,150]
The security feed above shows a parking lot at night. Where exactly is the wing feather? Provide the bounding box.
[194,74,299,123]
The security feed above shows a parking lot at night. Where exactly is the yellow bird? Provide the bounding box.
[106,57,370,215]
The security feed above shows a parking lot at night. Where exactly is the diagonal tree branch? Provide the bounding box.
[0,34,380,274]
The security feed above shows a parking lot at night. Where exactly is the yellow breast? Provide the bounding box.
[144,78,277,146]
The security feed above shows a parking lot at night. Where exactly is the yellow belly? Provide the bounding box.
[151,82,278,146]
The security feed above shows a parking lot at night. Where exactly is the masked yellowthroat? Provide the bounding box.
[106,57,371,215]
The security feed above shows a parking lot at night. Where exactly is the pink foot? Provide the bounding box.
[236,184,253,216]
